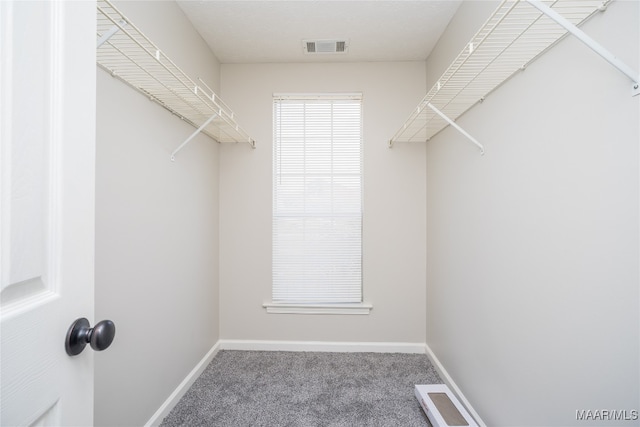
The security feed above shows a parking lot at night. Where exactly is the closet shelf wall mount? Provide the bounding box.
[389,0,639,152]
[96,0,256,161]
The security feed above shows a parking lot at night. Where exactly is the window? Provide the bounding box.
[269,93,367,313]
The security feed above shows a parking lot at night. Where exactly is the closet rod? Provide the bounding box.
[525,0,639,96]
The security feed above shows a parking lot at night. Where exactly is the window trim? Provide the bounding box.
[268,92,370,314]
[262,302,373,315]
[273,92,363,101]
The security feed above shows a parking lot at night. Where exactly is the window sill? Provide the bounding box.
[262,302,373,315]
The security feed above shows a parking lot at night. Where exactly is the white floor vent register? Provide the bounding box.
[415,384,478,427]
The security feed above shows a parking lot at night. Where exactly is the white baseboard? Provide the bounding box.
[144,341,221,427]
[219,339,426,354]
[424,343,486,427]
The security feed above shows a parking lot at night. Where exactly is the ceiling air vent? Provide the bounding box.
[303,39,349,54]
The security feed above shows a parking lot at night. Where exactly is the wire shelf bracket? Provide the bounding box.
[389,0,638,152]
[96,19,126,48]
[525,0,640,97]
[171,114,217,161]
[428,103,485,155]
[96,0,256,160]
[388,103,485,154]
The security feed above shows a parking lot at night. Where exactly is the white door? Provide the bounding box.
[1,1,97,426]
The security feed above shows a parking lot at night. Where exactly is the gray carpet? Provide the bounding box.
[160,350,441,427]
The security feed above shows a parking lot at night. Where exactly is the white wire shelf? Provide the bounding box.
[96,0,256,156]
[389,0,613,149]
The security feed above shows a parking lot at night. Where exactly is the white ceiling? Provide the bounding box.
[177,1,462,64]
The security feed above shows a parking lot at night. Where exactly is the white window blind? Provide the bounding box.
[273,94,362,304]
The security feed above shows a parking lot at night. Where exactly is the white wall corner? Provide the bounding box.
[424,343,487,427]
[144,342,221,427]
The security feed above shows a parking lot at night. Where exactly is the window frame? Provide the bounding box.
[266,93,371,315]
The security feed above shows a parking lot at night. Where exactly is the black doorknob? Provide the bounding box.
[65,317,116,356]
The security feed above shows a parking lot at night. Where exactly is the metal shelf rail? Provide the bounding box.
[96,0,256,160]
[389,0,639,153]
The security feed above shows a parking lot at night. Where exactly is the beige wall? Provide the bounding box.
[94,2,221,425]
[219,62,427,344]
[425,1,639,425]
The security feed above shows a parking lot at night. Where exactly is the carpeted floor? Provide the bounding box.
[160,350,441,427]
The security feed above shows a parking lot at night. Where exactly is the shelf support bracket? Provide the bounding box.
[96,19,127,48]
[171,114,217,161]
[525,0,639,97]
[426,103,485,155]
